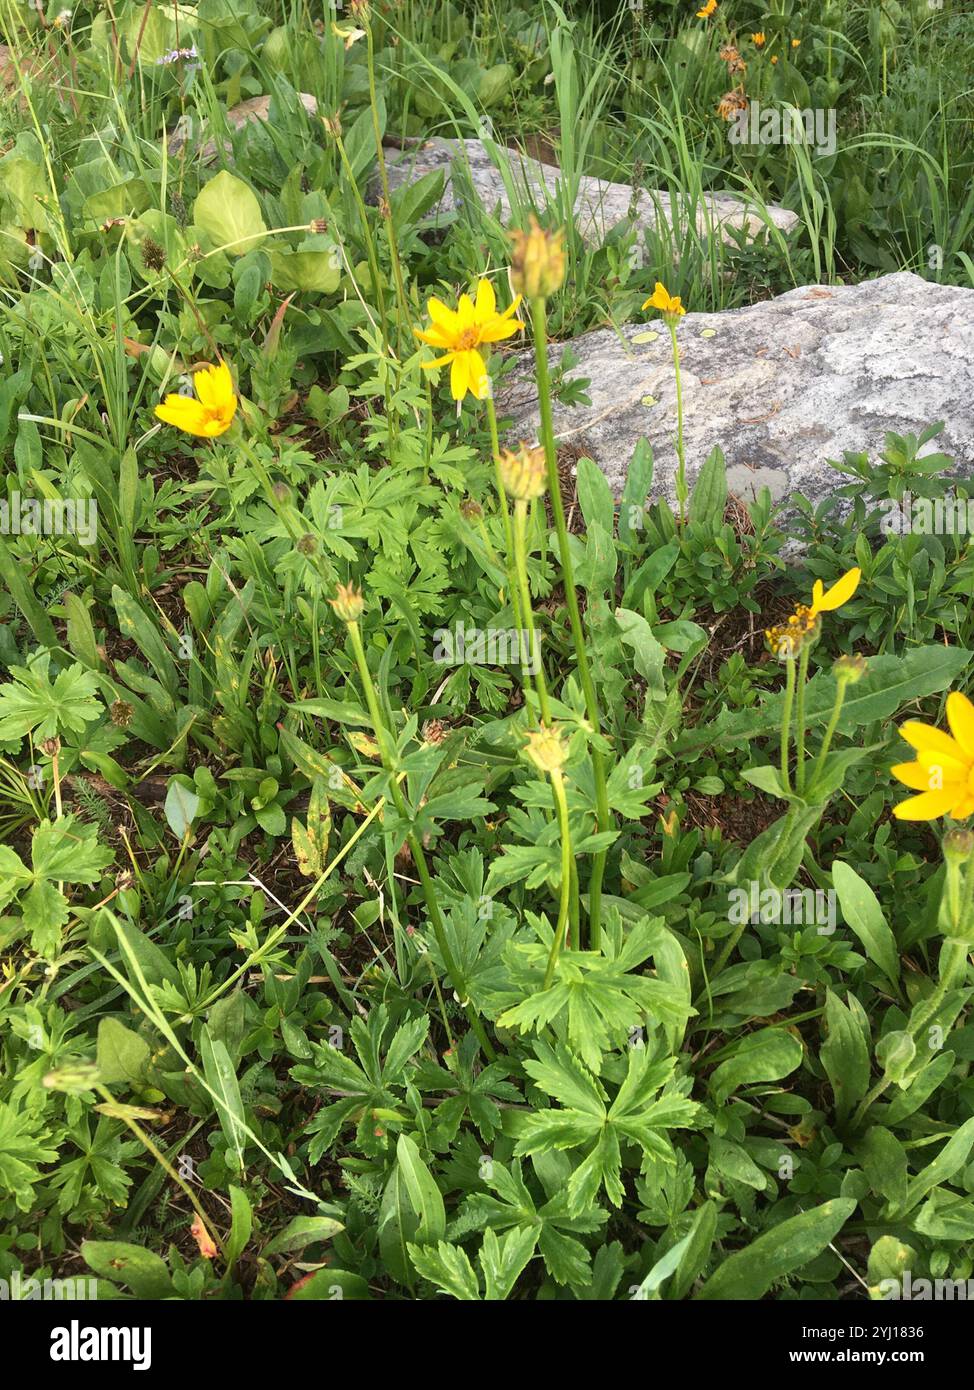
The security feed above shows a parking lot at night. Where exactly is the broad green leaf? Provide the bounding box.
[696,1199,856,1300]
[708,1028,804,1104]
[96,1017,151,1088]
[81,1240,174,1298]
[832,861,900,987]
[193,171,267,255]
[199,1031,247,1171]
[262,1215,344,1257]
[821,990,870,1123]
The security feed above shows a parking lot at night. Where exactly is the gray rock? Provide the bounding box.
[168,93,320,160]
[381,136,799,246]
[497,272,974,507]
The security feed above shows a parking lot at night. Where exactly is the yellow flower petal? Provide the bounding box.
[154,396,209,435]
[898,721,965,763]
[474,278,496,318]
[450,353,469,400]
[892,788,961,821]
[890,761,951,792]
[426,297,460,332]
[809,567,860,616]
[946,691,974,760]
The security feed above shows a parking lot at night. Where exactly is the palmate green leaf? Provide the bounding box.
[696,1199,857,1300]
[407,1240,481,1300]
[516,1043,701,1214]
[30,816,114,884]
[675,644,970,755]
[0,845,31,905]
[479,1226,539,1300]
[497,913,694,1072]
[0,654,101,741]
[0,1102,59,1211]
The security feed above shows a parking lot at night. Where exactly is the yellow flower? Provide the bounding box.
[892,692,974,821]
[808,567,861,618]
[642,281,685,323]
[414,279,524,402]
[154,361,237,438]
[752,31,766,46]
[791,37,801,48]
[770,55,778,64]
[696,0,717,16]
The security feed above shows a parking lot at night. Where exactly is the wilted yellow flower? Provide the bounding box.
[891,692,974,821]
[329,582,365,623]
[332,21,365,48]
[808,567,860,618]
[642,281,686,323]
[752,32,766,47]
[498,444,547,501]
[414,279,524,401]
[154,361,237,438]
[509,217,566,299]
[765,605,820,661]
[524,725,567,774]
[696,0,717,16]
[718,88,748,120]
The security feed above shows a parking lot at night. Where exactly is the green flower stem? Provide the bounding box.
[851,933,971,1129]
[512,500,551,719]
[542,768,573,989]
[365,20,409,349]
[529,295,612,947]
[809,675,849,788]
[483,392,523,628]
[513,497,581,939]
[780,657,796,795]
[795,644,811,793]
[667,320,687,532]
[346,618,496,1060]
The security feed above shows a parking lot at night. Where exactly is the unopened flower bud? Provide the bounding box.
[509,216,566,299]
[834,652,868,684]
[329,582,365,623]
[943,828,974,865]
[524,724,567,774]
[499,444,547,501]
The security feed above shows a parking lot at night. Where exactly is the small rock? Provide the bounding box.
[167,92,320,160]
[381,136,799,246]
[497,272,974,506]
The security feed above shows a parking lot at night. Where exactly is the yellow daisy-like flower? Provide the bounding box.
[414,279,524,402]
[791,37,801,48]
[808,566,861,618]
[696,0,717,16]
[752,32,766,46]
[892,692,974,821]
[642,281,686,322]
[154,361,237,438]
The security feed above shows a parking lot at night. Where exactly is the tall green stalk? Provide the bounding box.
[528,295,612,946]
[345,613,496,1061]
